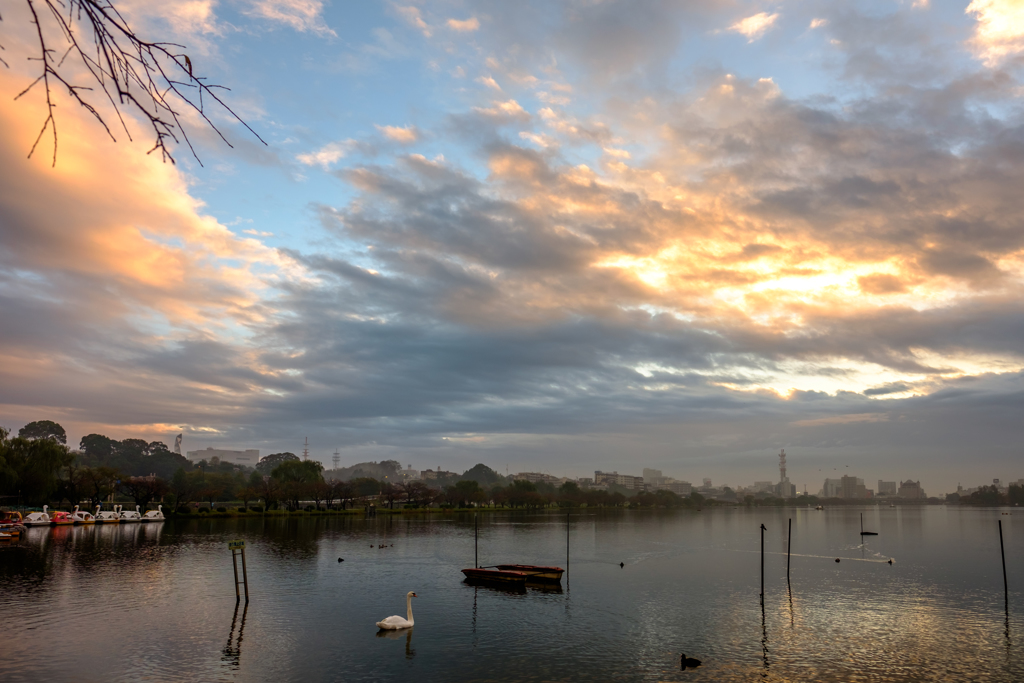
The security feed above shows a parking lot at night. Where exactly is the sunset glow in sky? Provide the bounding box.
[3,0,1024,491]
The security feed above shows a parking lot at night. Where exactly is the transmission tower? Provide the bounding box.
[302,437,309,461]
[779,448,787,483]
[332,449,340,470]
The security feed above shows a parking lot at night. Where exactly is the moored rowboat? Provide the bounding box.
[461,568,528,585]
[493,564,564,582]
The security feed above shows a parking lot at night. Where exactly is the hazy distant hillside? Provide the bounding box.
[326,460,402,482]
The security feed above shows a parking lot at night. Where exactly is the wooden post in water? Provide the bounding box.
[760,523,766,605]
[475,513,479,568]
[228,539,249,603]
[240,546,249,603]
[999,519,1008,610]
[231,546,240,601]
[566,509,571,577]
[787,518,792,583]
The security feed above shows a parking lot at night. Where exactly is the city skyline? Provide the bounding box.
[4,2,1024,495]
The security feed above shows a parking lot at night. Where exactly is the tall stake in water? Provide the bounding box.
[566,509,570,577]
[760,523,766,605]
[787,518,792,583]
[475,513,479,569]
[999,519,1008,610]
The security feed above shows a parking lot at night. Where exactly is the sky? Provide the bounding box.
[3,0,1024,494]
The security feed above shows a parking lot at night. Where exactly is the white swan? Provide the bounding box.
[376,591,417,630]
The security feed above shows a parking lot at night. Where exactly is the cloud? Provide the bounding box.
[809,18,828,30]
[966,0,1024,66]
[476,75,502,91]
[728,12,780,42]
[242,0,336,36]
[375,125,419,144]
[472,99,530,122]
[395,5,432,37]
[297,140,356,169]
[447,17,480,32]
[0,68,297,440]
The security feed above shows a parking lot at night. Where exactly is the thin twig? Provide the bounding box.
[8,0,266,165]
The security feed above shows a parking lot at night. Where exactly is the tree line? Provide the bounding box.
[2,420,714,512]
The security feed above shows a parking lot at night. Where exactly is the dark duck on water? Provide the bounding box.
[681,653,702,669]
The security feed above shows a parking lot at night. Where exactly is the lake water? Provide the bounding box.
[1,506,1021,682]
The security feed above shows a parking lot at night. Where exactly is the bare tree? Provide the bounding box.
[4,0,264,165]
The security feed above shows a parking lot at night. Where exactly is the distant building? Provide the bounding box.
[577,477,594,486]
[775,480,796,498]
[398,465,420,481]
[753,481,774,494]
[643,468,665,485]
[515,472,564,485]
[898,480,925,499]
[840,475,868,499]
[821,478,843,498]
[661,481,692,496]
[420,468,457,481]
[186,447,260,467]
[595,471,644,490]
[878,481,897,496]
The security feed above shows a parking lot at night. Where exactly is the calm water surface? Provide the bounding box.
[1,506,1022,682]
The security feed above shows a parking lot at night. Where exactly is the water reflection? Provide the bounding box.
[221,601,248,671]
[761,602,770,678]
[376,627,415,659]
[0,508,1021,682]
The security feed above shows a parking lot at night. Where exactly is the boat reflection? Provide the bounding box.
[461,578,525,594]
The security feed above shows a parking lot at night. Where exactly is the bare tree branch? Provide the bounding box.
[4,0,266,166]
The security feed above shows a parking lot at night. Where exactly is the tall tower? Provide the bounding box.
[332,449,340,470]
[303,437,309,461]
[779,449,787,483]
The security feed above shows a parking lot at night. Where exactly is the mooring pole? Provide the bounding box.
[787,518,792,583]
[475,513,479,568]
[760,523,766,604]
[228,540,249,603]
[566,509,570,576]
[999,519,1008,610]
[231,548,241,602]
[240,547,249,603]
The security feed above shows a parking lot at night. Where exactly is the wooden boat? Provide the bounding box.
[494,564,564,582]
[461,568,528,585]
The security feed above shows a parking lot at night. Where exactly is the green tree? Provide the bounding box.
[19,420,67,444]
[460,463,506,488]
[237,487,258,510]
[119,475,169,511]
[170,467,197,509]
[451,479,485,507]
[256,452,299,476]
[55,461,86,507]
[1009,484,1023,506]
[0,427,74,503]
[116,439,149,459]
[80,433,117,459]
[81,466,121,509]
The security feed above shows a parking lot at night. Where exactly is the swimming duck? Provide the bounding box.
[681,653,702,668]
